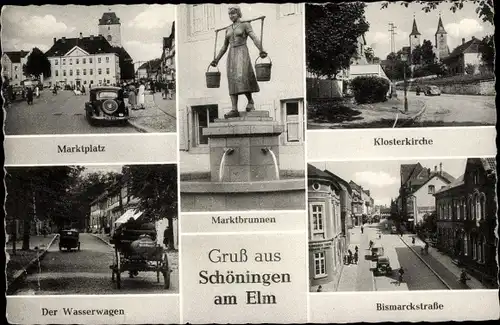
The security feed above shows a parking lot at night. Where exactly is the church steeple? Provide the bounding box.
[435,14,447,35]
[410,18,421,36]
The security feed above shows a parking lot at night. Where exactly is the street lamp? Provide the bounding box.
[400,51,409,113]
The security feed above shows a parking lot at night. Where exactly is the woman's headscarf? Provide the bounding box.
[228,5,242,18]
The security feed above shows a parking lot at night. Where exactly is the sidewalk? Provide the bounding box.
[6,234,58,286]
[127,92,176,133]
[400,234,487,289]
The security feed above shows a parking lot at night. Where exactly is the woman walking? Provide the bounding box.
[138,82,145,110]
[210,5,267,118]
[128,85,137,110]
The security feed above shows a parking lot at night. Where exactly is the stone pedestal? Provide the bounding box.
[203,111,284,182]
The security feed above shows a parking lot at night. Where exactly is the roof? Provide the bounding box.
[4,51,29,63]
[308,164,331,180]
[401,163,455,193]
[480,158,496,172]
[45,35,116,57]
[323,170,352,194]
[435,174,465,195]
[436,16,447,35]
[112,46,133,62]
[99,12,120,25]
[444,37,483,61]
[410,18,421,36]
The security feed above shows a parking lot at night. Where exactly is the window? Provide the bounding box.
[189,4,215,35]
[55,70,58,77]
[83,58,86,64]
[480,194,485,220]
[69,58,72,65]
[55,59,58,65]
[282,99,305,143]
[62,58,66,65]
[90,69,93,75]
[83,69,86,75]
[428,185,435,194]
[83,80,87,84]
[310,203,325,236]
[63,70,66,76]
[312,183,320,191]
[106,57,110,63]
[98,68,102,75]
[106,68,110,75]
[192,105,218,146]
[472,235,477,260]
[76,69,80,76]
[89,58,93,64]
[69,70,73,76]
[313,252,327,278]
[279,3,301,17]
[98,58,102,64]
[76,58,79,64]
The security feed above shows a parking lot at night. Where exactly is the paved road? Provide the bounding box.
[5,90,138,135]
[404,91,496,125]
[12,233,178,295]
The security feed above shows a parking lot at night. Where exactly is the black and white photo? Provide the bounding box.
[306,2,495,129]
[5,164,179,295]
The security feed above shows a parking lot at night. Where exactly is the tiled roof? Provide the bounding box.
[410,18,421,36]
[435,174,464,194]
[444,37,483,61]
[4,51,29,63]
[45,36,115,57]
[99,12,120,25]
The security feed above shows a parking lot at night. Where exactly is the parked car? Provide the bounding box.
[371,244,384,260]
[59,229,80,251]
[85,86,129,125]
[375,257,392,276]
[424,85,441,96]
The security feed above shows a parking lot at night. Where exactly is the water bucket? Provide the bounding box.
[206,65,221,88]
[255,56,272,82]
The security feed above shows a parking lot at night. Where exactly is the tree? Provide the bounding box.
[23,47,51,79]
[420,40,436,65]
[381,0,494,25]
[480,35,494,71]
[411,45,423,66]
[306,3,369,79]
[382,51,409,81]
[364,47,375,64]
[465,63,476,75]
[122,165,178,248]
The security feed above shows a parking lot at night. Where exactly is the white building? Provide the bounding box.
[178,3,305,173]
[45,34,121,88]
[1,50,30,85]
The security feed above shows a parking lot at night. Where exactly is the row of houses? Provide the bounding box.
[308,164,374,291]
[89,177,178,250]
[394,158,497,288]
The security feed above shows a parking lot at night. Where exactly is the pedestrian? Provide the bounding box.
[35,85,40,98]
[353,251,358,264]
[459,269,470,285]
[348,249,353,264]
[398,267,404,285]
[138,81,146,109]
[163,226,172,250]
[354,245,358,253]
[412,237,416,244]
[369,240,374,250]
[361,225,364,234]
[128,85,137,110]
[424,242,429,254]
[81,84,86,95]
[26,87,34,105]
[317,285,323,292]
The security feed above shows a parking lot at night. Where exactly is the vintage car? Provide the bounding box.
[424,85,441,96]
[374,257,392,276]
[85,86,129,125]
[371,244,384,260]
[59,229,80,251]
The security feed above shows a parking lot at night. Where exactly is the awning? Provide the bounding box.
[114,209,143,225]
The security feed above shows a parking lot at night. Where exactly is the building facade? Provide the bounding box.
[46,34,121,88]
[161,22,176,86]
[435,158,497,288]
[178,4,305,174]
[349,181,364,226]
[443,37,486,75]
[98,11,122,47]
[308,165,343,291]
[1,50,30,85]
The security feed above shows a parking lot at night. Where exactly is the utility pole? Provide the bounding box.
[388,23,397,54]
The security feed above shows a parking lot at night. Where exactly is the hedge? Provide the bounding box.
[351,76,390,104]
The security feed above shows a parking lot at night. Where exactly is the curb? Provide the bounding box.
[7,234,59,292]
[399,236,452,290]
[90,233,114,248]
[127,119,154,133]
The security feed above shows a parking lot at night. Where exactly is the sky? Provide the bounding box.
[363,2,494,59]
[1,4,175,63]
[311,159,468,207]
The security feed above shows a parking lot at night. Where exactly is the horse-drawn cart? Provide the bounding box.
[110,220,170,290]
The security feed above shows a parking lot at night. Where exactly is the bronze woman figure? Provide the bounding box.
[211,6,267,118]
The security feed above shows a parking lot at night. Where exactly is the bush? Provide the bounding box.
[351,76,390,104]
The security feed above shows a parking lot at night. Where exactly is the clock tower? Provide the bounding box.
[98,10,122,47]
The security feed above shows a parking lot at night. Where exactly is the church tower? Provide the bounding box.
[435,15,449,60]
[409,17,421,54]
[98,11,122,47]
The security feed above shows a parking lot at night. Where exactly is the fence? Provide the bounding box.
[306,78,343,99]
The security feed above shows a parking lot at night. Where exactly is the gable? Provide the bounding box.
[66,46,90,57]
[413,176,450,195]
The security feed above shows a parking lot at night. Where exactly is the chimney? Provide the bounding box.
[462,38,465,45]
[53,37,56,44]
[62,37,66,43]
[90,34,94,40]
[79,32,83,39]
[434,166,437,173]
[439,162,443,175]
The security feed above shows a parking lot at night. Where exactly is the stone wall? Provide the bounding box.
[397,79,495,96]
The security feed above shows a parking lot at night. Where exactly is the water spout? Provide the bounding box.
[261,147,280,180]
[219,148,234,182]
